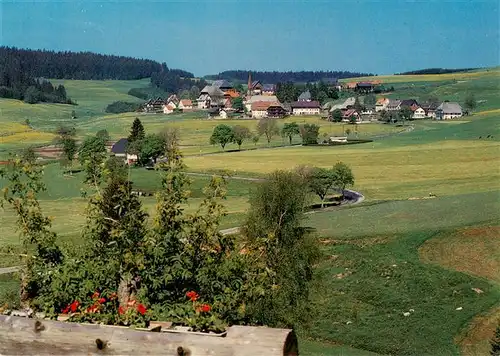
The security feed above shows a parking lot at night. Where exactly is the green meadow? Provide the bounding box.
[1,68,499,355]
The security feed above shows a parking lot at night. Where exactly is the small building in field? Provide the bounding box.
[166,94,180,106]
[249,80,263,96]
[412,107,426,119]
[356,82,374,93]
[330,136,348,143]
[212,80,233,91]
[143,97,166,113]
[219,109,229,119]
[178,99,193,110]
[291,101,321,116]
[197,85,226,109]
[436,102,463,120]
[420,102,439,118]
[111,138,137,165]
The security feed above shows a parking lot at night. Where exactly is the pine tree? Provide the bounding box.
[128,118,145,143]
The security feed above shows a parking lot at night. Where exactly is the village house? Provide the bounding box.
[376,97,390,112]
[298,90,312,101]
[343,82,358,90]
[436,102,463,120]
[412,106,426,119]
[197,85,226,109]
[245,95,279,112]
[342,109,361,123]
[166,94,179,107]
[262,84,276,95]
[163,102,176,114]
[386,99,402,111]
[213,80,240,98]
[291,100,321,115]
[251,101,271,119]
[178,99,193,110]
[400,99,420,111]
[421,102,438,118]
[143,97,166,113]
[356,82,374,93]
[267,102,287,118]
[111,138,137,165]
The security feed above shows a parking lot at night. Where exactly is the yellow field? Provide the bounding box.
[341,67,500,84]
[184,140,500,200]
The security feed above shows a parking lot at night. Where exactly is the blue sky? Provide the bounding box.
[1,0,499,76]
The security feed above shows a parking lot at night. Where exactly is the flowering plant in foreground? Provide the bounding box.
[60,291,149,327]
[181,291,225,333]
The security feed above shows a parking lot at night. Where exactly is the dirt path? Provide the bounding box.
[0,266,20,275]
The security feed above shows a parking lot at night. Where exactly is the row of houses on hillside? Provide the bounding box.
[376,98,463,119]
[140,95,194,114]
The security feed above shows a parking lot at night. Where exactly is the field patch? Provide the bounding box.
[419,226,500,283]
[456,306,500,356]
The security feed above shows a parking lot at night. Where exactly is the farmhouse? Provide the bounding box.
[197,85,226,109]
[267,102,287,118]
[143,97,166,113]
[291,101,320,115]
[342,109,361,123]
[245,95,279,112]
[356,82,374,93]
[163,103,176,114]
[251,101,271,118]
[262,84,276,95]
[421,102,438,118]
[111,138,137,165]
[412,106,426,119]
[376,97,390,111]
[178,99,193,110]
[386,99,402,111]
[166,94,179,106]
[436,102,463,120]
[298,90,312,101]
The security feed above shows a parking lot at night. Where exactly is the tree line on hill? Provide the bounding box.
[396,68,476,75]
[0,70,73,104]
[0,46,162,80]
[205,70,373,84]
[0,47,203,102]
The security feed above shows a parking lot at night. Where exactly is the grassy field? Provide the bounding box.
[1,70,500,355]
[304,191,500,355]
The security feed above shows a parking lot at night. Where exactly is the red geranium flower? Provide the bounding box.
[98,297,106,304]
[92,291,100,299]
[70,300,80,313]
[200,304,211,313]
[136,303,147,316]
[118,305,126,315]
[186,291,199,301]
[61,305,70,314]
[86,305,98,313]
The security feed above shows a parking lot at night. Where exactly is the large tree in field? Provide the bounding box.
[300,124,320,145]
[243,170,319,326]
[464,93,477,113]
[128,118,145,143]
[333,162,355,198]
[136,134,166,166]
[308,167,337,207]
[399,107,413,125]
[210,124,234,150]
[78,136,107,185]
[281,122,300,144]
[60,137,78,173]
[331,109,343,123]
[257,118,279,144]
[232,125,251,150]
[231,97,244,112]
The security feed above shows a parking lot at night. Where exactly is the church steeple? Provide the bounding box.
[247,72,252,96]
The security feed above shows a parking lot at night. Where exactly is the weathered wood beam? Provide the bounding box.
[0,315,298,355]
